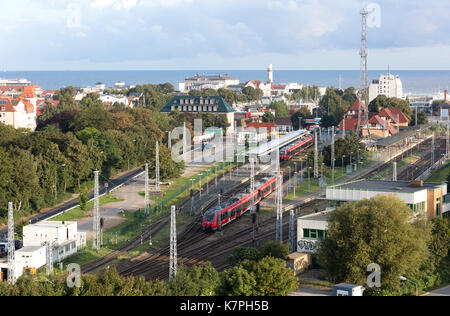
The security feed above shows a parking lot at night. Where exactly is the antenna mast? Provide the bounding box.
[358,9,369,134]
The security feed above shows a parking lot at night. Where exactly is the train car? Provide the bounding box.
[279,133,314,161]
[202,175,280,232]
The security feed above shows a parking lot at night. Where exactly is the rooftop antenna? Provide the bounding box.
[93,171,101,251]
[169,205,178,280]
[7,202,15,284]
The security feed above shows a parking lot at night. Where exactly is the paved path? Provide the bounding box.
[76,175,146,239]
[422,285,450,296]
[291,287,332,296]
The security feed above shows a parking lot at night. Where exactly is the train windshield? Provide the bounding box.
[204,211,216,222]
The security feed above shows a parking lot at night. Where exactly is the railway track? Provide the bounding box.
[83,134,442,279]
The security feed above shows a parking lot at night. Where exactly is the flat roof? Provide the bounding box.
[16,246,45,253]
[298,210,334,222]
[247,130,309,156]
[375,126,426,147]
[329,179,446,194]
[26,221,76,229]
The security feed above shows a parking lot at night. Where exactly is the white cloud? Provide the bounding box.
[90,0,137,9]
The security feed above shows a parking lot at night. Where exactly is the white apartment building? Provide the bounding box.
[369,69,403,103]
[182,74,239,92]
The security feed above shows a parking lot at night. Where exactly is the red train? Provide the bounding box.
[280,133,314,161]
[202,175,280,232]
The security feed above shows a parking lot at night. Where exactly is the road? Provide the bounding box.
[422,285,450,296]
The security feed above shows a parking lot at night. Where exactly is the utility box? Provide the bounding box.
[333,284,365,296]
[286,253,311,276]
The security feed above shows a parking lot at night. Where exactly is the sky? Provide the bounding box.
[1,0,450,70]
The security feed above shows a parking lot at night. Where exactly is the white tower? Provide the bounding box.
[268,64,274,84]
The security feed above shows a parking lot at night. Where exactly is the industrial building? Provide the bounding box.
[297,210,332,254]
[0,221,86,281]
[23,221,86,262]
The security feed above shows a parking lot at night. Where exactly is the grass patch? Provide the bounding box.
[52,195,124,222]
[427,160,450,183]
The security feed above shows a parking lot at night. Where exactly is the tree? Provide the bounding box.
[217,265,257,296]
[240,257,299,296]
[168,264,219,296]
[291,107,312,130]
[270,101,289,117]
[410,110,428,126]
[323,131,365,167]
[227,247,262,266]
[78,188,89,211]
[369,95,412,119]
[317,196,430,295]
[262,111,275,123]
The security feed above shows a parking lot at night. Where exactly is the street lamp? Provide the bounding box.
[308,167,312,192]
[287,166,291,194]
[294,172,297,198]
[400,276,418,297]
[342,155,346,172]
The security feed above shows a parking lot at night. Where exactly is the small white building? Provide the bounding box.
[99,94,130,107]
[22,221,86,263]
[15,246,47,270]
[297,210,332,254]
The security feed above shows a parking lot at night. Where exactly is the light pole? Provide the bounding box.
[287,166,291,194]
[206,170,209,195]
[400,276,418,297]
[332,159,336,185]
[308,167,312,192]
[199,174,203,198]
[294,172,297,198]
[342,155,346,172]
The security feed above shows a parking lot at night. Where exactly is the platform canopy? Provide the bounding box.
[246,130,309,157]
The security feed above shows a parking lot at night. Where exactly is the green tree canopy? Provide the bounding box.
[317,196,430,295]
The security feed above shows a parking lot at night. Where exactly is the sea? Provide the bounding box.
[1,70,450,96]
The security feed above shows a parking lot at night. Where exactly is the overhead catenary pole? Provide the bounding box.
[289,209,295,253]
[331,126,335,185]
[93,171,101,251]
[46,240,53,276]
[169,205,178,280]
[393,161,397,181]
[431,133,435,168]
[183,122,187,161]
[156,141,160,192]
[275,146,283,242]
[250,156,256,243]
[7,202,15,284]
[145,163,150,216]
[314,130,319,179]
[446,124,449,158]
